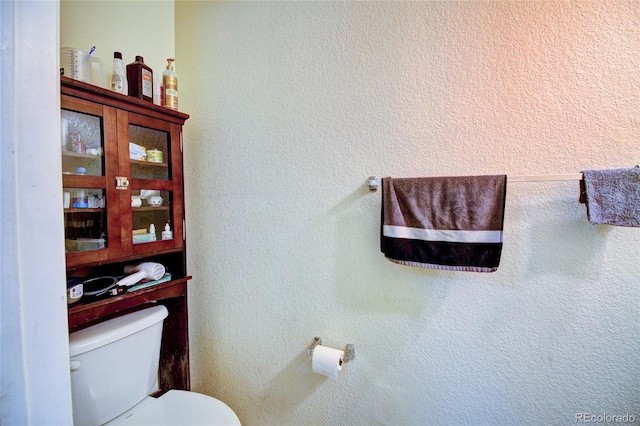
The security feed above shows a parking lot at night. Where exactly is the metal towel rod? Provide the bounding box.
[366,165,640,191]
[366,173,584,192]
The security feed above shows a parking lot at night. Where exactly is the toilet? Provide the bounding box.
[69,304,240,425]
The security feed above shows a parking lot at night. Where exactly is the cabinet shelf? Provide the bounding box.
[133,206,170,212]
[131,159,168,167]
[64,207,104,214]
[68,276,192,330]
[62,151,102,160]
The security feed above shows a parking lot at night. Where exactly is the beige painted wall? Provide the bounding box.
[60,0,175,90]
[62,1,640,425]
[176,2,639,425]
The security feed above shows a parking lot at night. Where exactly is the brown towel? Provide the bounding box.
[381,175,507,272]
[579,167,640,227]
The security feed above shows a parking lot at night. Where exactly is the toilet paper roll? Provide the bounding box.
[312,345,344,380]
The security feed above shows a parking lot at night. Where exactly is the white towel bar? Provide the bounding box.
[366,173,584,192]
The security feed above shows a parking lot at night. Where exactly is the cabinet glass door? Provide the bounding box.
[129,125,170,181]
[61,107,110,259]
[61,110,104,176]
[127,119,180,253]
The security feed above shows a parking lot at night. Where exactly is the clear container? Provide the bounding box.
[72,188,89,208]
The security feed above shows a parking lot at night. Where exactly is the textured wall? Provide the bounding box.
[60,0,175,89]
[176,2,640,425]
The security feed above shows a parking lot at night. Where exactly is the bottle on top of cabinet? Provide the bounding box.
[162,58,178,111]
[110,52,128,95]
[127,56,153,102]
[153,73,162,106]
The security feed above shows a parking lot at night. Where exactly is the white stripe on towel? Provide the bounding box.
[383,225,503,244]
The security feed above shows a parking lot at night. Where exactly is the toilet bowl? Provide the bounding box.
[69,305,240,425]
[109,390,240,425]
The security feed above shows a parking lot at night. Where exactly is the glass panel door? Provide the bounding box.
[129,125,170,181]
[63,189,106,252]
[131,189,173,244]
[62,109,107,254]
[61,110,104,176]
[128,122,175,249]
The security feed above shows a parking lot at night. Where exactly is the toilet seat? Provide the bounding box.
[112,390,241,426]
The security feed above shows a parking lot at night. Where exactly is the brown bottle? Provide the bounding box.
[126,56,153,102]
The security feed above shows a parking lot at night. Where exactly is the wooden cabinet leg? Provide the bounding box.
[159,284,190,390]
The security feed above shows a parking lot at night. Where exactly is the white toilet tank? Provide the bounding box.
[69,304,169,426]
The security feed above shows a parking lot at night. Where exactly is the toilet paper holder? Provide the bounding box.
[307,336,355,363]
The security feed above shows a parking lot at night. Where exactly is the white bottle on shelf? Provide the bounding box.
[162,223,173,240]
[153,73,162,106]
[110,52,128,95]
[149,223,157,241]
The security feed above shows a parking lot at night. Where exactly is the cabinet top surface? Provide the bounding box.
[61,76,190,123]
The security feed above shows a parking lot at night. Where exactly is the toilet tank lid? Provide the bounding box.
[69,305,168,357]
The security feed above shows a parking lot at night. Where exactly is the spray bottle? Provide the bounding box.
[162,58,178,110]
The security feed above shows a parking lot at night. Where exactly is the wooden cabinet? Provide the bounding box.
[61,76,191,390]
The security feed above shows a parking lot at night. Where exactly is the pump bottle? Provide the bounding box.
[162,58,178,110]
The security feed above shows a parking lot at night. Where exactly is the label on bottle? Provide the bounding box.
[111,72,124,93]
[142,69,153,98]
[163,76,178,110]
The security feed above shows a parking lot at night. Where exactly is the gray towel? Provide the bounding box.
[381,175,507,272]
[580,167,640,227]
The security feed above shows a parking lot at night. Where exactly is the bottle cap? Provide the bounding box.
[135,55,144,63]
[166,58,175,70]
[165,223,171,231]
[114,52,122,59]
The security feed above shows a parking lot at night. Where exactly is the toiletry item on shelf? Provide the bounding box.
[67,277,83,304]
[110,52,128,95]
[146,149,163,163]
[162,58,178,110]
[149,224,157,241]
[72,168,89,209]
[132,233,153,244]
[126,56,153,102]
[116,262,166,287]
[61,118,69,151]
[127,273,171,292]
[162,223,173,240]
[148,195,163,206]
[129,142,147,160]
[153,73,162,106]
[70,132,84,153]
[72,188,89,208]
[88,190,105,208]
[60,47,105,87]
